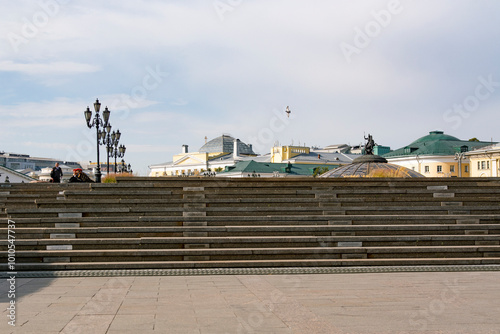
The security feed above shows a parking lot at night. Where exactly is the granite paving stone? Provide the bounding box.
[107,314,156,331]
[60,315,114,334]
[0,271,499,333]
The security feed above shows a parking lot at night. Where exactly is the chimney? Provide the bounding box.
[182,145,188,154]
[233,139,239,160]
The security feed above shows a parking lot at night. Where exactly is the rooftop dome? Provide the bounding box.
[320,155,423,178]
[383,131,494,158]
[409,131,460,145]
[199,135,256,155]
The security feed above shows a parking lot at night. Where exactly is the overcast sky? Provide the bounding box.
[1,0,500,175]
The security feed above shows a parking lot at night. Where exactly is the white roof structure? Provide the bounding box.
[0,165,37,183]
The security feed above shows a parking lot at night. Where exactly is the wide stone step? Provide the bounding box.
[3,257,500,271]
[3,234,500,253]
[7,206,500,218]
[2,223,498,237]
[3,245,499,262]
[4,234,499,250]
[63,185,500,198]
[32,198,500,209]
[2,215,500,227]
[36,196,477,204]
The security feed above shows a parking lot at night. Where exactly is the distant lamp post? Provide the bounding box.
[109,132,126,173]
[455,145,469,177]
[455,152,466,177]
[103,126,124,175]
[101,123,114,175]
[120,159,132,174]
[85,99,110,183]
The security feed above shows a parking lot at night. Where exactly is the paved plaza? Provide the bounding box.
[1,270,499,333]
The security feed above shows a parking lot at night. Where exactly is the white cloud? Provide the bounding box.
[0,61,100,75]
[0,98,84,119]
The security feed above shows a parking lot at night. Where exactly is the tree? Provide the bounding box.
[312,166,329,178]
[468,137,480,142]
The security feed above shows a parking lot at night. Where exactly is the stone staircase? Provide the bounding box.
[1,178,500,271]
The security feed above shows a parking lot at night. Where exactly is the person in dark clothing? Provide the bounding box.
[69,169,94,183]
[50,163,63,183]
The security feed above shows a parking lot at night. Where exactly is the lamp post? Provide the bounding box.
[116,144,126,172]
[101,123,113,175]
[108,129,125,173]
[455,152,465,177]
[120,159,132,174]
[84,99,110,183]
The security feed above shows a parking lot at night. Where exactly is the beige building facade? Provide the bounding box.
[386,155,469,177]
[466,144,500,177]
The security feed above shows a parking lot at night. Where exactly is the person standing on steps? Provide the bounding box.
[50,162,63,183]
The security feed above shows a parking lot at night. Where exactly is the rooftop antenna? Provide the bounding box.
[205,136,207,144]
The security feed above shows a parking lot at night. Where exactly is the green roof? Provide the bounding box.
[384,131,495,158]
[224,160,277,174]
[409,131,461,145]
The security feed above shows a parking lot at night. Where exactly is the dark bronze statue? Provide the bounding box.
[364,134,375,155]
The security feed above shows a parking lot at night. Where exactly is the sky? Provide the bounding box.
[1,0,500,175]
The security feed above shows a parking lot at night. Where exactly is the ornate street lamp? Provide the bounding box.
[84,99,110,183]
[101,123,114,175]
[455,152,465,177]
[108,132,126,174]
[120,159,132,174]
[454,145,469,177]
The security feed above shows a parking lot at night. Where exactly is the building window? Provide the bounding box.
[437,165,442,173]
[487,161,490,169]
[450,165,455,173]
[465,166,469,173]
[481,161,486,170]
[478,161,481,170]
[424,166,430,173]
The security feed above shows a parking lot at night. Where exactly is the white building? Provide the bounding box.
[0,165,36,183]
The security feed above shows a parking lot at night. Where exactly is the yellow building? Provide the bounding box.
[384,131,495,177]
[466,144,500,177]
[270,144,357,167]
[271,145,310,163]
